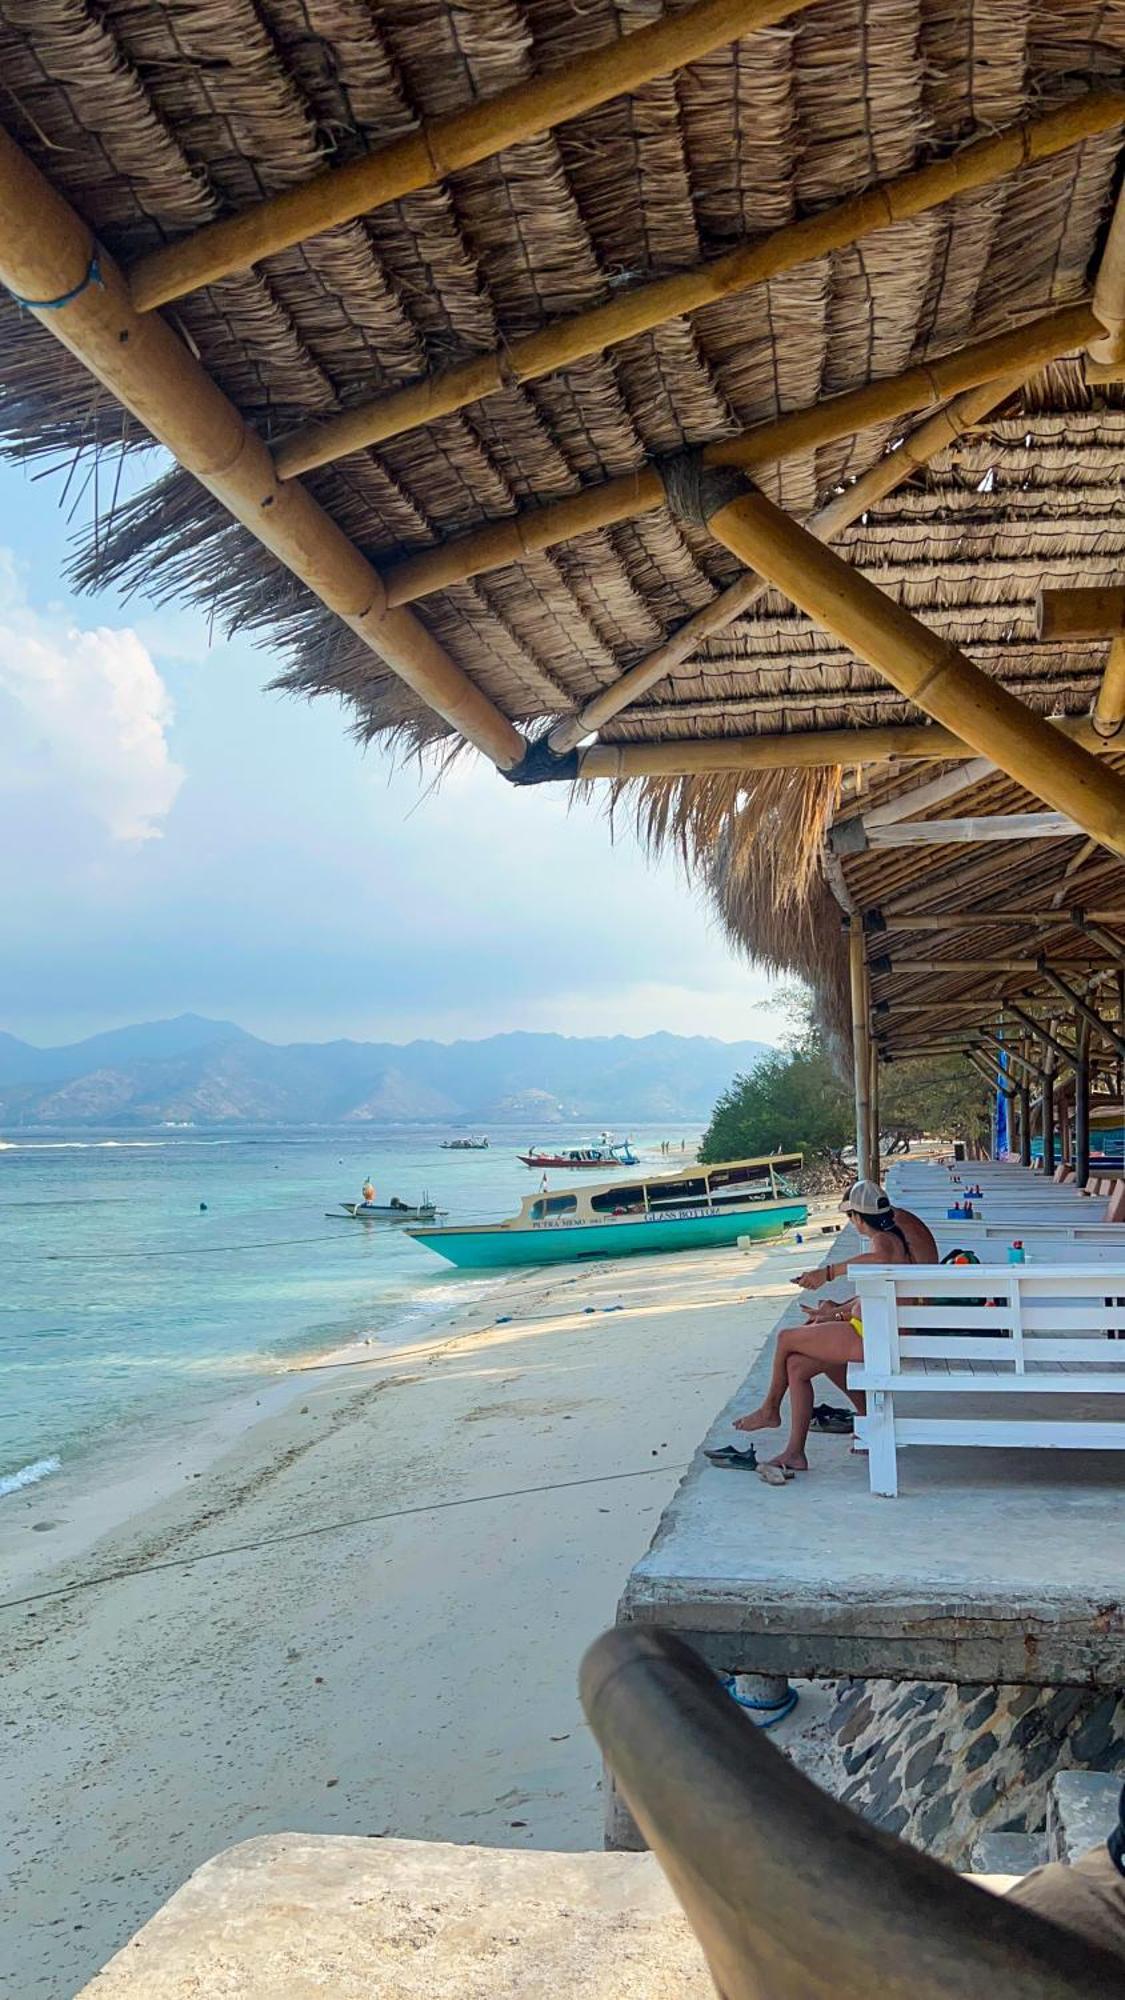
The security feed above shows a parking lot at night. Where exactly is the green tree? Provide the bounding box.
[700,988,992,1164]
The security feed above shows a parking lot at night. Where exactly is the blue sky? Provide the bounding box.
[0,453,777,1048]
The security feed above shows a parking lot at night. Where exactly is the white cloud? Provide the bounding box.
[0,557,183,842]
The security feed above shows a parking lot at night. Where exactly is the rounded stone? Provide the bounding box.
[965,1731,999,1773]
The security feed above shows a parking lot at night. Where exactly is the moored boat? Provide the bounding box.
[328,1198,445,1223]
[519,1136,638,1169]
[409,1155,806,1268]
[440,1137,490,1150]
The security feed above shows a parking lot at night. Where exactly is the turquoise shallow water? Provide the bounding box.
[0,1124,686,1497]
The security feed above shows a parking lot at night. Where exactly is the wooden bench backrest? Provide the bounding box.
[853,1264,1125,1372]
[581,1627,1125,2000]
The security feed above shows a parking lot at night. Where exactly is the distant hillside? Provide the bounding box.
[0,1018,772,1128]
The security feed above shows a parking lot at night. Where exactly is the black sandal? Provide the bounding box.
[810,1404,854,1434]
[704,1444,758,1469]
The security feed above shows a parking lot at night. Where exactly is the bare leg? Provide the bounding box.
[763,1326,864,1469]
[732,1326,804,1433]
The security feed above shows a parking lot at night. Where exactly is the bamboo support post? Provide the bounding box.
[1018,1080,1032,1165]
[1037,587,1125,639]
[381,308,1092,605]
[703,487,1125,858]
[554,372,1028,755]
[273,96,1124,476]
[1095,641,1125,739]
[1074,1024,1091,1186]
[0,130,526,773]
[128,0,794,312]
[850,926,875,1182]
[868,1035,881,1184]
[1042,1065,1056,1175]
[1090,179,1125,365]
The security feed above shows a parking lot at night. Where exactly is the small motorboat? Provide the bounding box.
[440,1137,490,1150]
[519,1135,638,1170]
[327,1197,445,1223]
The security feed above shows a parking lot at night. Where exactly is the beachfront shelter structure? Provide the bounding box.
[2,0,1125,1144]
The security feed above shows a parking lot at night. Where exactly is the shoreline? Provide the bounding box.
[4,1224,817,1999]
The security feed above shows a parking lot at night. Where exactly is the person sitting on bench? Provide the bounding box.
[729,1182,937,1474]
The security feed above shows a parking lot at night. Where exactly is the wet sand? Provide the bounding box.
[2,1227,827,1998]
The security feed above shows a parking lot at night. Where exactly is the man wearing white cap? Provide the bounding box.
[729,1181,937,1474]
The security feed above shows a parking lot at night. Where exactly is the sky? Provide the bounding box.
[0,453,778,1050]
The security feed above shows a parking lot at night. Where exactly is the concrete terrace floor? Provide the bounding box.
[622,1233,1125,1690]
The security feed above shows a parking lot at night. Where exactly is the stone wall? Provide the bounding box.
[823,1679,1125,1866]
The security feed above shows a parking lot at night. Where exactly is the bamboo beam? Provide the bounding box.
[273,96,1124,476]
[859,759,994,830]
[979,1032,1046,1082]
[1037,587,1125,640]
[1090,177,1125,365]
[703,487,1125,858]
[1005,1003,1078,1069]
[128,0,792,312]
[569,711,1117,780]
[872,958,1104,974]
[0,130,527,773]
[969,1050,1017,1097]
[549,369,1028,755]
[840,812,1083,849]
[878,910,1125,929]
[380,307,1092,604]
[1038,965,1125,1057]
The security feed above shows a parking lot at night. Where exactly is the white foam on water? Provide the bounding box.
[0,1454,61,1498]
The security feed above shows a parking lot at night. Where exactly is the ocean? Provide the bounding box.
[0,1124,693,1500]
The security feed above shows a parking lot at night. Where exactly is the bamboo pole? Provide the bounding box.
[570,710,1114,778]
[1037,586,1125,639]
[872,959,1104,974]
[380,307,1092,605]
[273,96,1124,476]
[0,129,526,773]
[1074,1022,1091,1185]
[1005,1003,1078,1069]
[1090,179,1125,365]
[1042,1064,1057,1174]
[850,926,874,1183]
[1095,640,1125,739]
[868,1032,881,1185]
[1038,966,1125,1057]
[703,488,1125,858]
[552,372,1027,755]
[1018,1079,1032,1164]
[128,0,795,312]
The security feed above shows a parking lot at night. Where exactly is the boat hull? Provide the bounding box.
[408,1200,807,1269]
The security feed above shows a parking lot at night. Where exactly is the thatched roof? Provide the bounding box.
[1,0,1125,1073]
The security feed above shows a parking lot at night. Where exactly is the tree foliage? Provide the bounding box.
[699,988,991,1164]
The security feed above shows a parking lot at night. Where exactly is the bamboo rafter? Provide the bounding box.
[571,714,1115,778]
[273,94,1125,477]
[548,371,1029,756]
[127,0,800,312]
[382,306,1095,606]
[701,488,1125,858]
[0,128,526,773]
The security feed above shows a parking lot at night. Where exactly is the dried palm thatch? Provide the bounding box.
[1,0,1125,1041]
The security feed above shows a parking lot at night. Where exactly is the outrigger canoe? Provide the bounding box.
[327,1200,445,1223]
[409,1154,806,1268]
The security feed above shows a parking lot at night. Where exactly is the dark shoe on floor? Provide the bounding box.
[811,1403,854,1434]
[704,1443,758,1469]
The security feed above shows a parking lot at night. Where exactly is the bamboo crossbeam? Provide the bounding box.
[856,759,994,829]
[704,488,1125,858]
[880,911,1125,929]
[128,0,794,312]
[551,372,1027,755]
[1005,1003,1078,1067]
[873,959,1105,974]
[572,712,1114,779]
[274,95,1124,476]
[861,812,1083,847]
[1039,966,1125,1057]
[381,307,1093,605]
[0,130,526,773]
[1037,587,1125,639]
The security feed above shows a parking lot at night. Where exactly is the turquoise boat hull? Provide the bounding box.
[408,1199,808,1269]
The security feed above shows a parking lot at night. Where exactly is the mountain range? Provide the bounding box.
[0,1016,772,1128]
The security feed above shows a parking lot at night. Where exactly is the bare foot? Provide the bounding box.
[766,1449,809,1472]
[733,1405,781,1434]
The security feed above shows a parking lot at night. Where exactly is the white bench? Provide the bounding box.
[849,1263,1125,1497]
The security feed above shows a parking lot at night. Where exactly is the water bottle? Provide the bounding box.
[1008,1240,1025,1265]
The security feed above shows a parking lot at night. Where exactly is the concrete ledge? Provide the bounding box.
[1048,1772,1123,1863]
[78,1835,711,1998]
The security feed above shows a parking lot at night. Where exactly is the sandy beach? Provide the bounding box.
[1,1225,828,1998]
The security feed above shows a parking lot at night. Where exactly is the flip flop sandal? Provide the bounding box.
[705,1444,758,1469]
[758,1463,795,1486]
